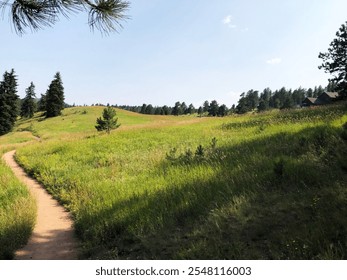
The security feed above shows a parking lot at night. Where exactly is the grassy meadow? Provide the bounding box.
[1,103,347,259]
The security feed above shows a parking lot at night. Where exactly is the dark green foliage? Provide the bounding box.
[145,104,154,115]
[203,100,209,113]
[292,87,306,106]
[46,72,65,118]
[183,149,194,164]
[140,104,147,114]
[313,85,325,97]
[319,21,347,98]
[195,145,204,157]
[37,93,46,112]
[187,103,196,114]
[119,101,227,117]
[208,100,219,116]
[21,82,37,118]
[258,99,268,111]
[236,90,259,114]
[258,88,271,111]
[95,106,121,134]
[218,104,228,116]
[0,0,129,35]
[281,94,295,109]
[180,102,188,114]
[0,69,19,135]
[154,107,162,115]
[172,102,182,116]
[162,105,170,115]
[306,88,314,98]
[166,139,219,165]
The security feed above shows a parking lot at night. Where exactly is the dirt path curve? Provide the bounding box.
[2,150,79,260]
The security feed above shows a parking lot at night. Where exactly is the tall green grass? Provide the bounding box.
[0,159,36,259]
[14,103,347,259]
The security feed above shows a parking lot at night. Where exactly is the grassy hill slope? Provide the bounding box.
[1,104,347,259]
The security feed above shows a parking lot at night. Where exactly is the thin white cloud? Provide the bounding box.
[222,15,237,29]
[266,58,282,65]
[223,15,232,24]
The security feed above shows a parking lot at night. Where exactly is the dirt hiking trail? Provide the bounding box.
[2,150,78,260]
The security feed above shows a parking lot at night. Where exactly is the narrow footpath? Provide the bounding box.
[2,150,78,260]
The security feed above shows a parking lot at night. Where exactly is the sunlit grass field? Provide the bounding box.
[1,104,347,259]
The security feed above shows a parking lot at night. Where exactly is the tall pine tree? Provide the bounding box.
[46,72,65,118]
[0,69,19,135]
[319,21,347,98]
[21,82,37,118]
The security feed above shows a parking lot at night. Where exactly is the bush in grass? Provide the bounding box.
[195,145,205,158]
[166,138,219,165]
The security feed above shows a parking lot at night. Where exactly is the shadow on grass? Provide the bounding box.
[77,124,347,259]
[0,222,32,260]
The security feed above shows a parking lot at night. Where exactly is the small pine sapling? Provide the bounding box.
[95,107,121,134]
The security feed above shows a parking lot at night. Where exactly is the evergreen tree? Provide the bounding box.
[246,89,259,110]
[46,72,65,118]
[208,100,219,116]
[236,92,248,114]
[154,107,162,115]
[218,104,228,117]
[0,69,19,135]
[203,100,209,113]
[37,93,47,112]
[172,102,182,116]
[319,21,347,98]
[318,85,325,96]
[145,104,154,114]
[187,103,196,114]
[258,99,268,111]
[95,106,120,134]
[140,104,147,114]
[21,82,37,118]
[236,90,259,113]
[306,88,314,98]
[292,87,306,106]
[180,102,188,114]
[258,88,271,111]
[230,104,236,114]
[281,94,295,109]
[162,105,170,115]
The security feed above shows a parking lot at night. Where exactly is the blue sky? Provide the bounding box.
[1,0,347,107]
